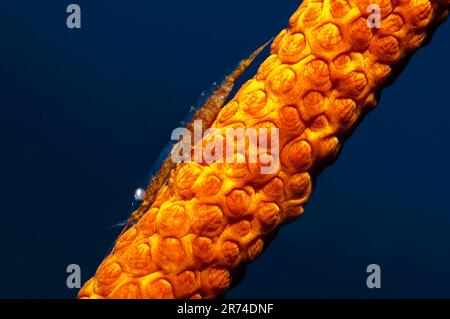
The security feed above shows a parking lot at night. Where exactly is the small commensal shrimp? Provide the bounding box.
[113,39,273,239]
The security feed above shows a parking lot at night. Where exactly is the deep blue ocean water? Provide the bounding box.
[1,0,449,298]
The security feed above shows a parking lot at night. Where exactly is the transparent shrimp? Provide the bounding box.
[107,38,273,244]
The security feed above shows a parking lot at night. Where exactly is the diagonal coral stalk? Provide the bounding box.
[79,0,449,299]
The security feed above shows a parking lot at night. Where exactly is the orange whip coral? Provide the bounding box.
[79,0,449,299]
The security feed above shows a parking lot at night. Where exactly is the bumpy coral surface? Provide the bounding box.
[79,0,449,299]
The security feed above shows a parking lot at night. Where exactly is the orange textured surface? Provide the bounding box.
[79,0,449,299]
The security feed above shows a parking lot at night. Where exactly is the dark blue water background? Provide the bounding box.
[1,0,449,298]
